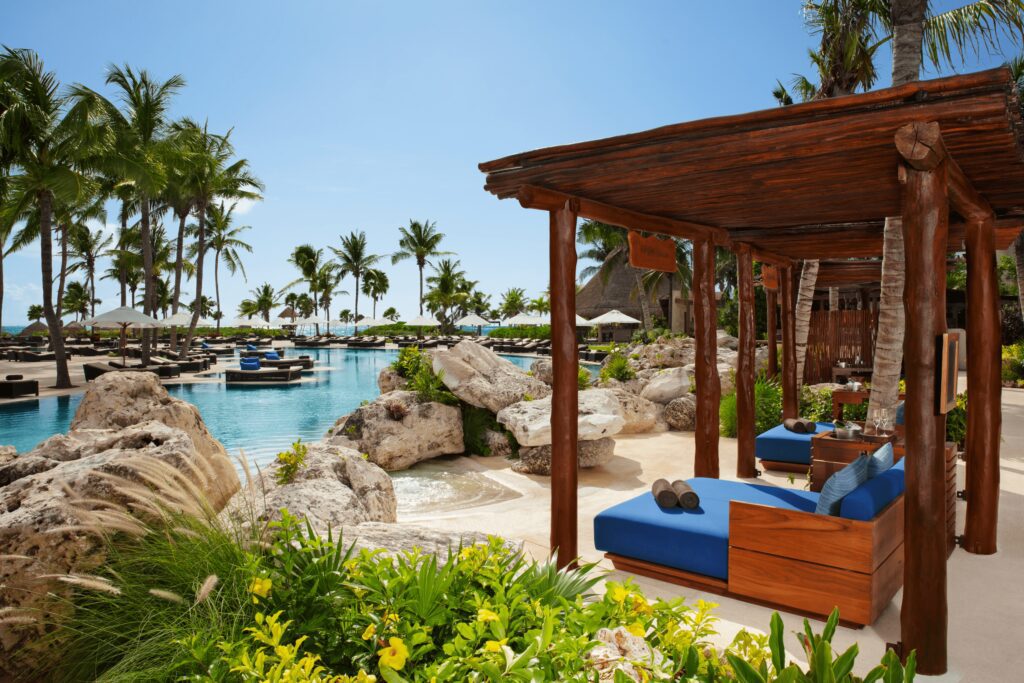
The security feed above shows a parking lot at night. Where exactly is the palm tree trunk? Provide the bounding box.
[89,265,96,317]
[140,198,154,364]
[868,218,906,417]
[891,0,928,86]
[354,275,361,332]
[56,223,68,318]
[418,263,424,315]
[0,247,5,336]
[794,259,819,386]
[181,202,207,360]
[1014,231,1024,316]
[170,211,187,351]
[38,191,71,388]
[629,265,654,333]
[215,249,222,332]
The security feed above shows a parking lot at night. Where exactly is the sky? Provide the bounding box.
[1,1,1019,326]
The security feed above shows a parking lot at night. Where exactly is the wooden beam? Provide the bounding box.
[964,215,1001,555]
[693,238,721,478]
[518,185,731,246]
[736,244,757,478]
[780,266,798,419]
[897,144,949,676]
[549,199,579,568]
[766,288,779,379]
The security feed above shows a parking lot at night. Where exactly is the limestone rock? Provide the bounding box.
[664,395,697,431]
[512,437,615,475]
[530,358,553,385]
[631,340,694,370]
[326,391,463,471]
[481,429,514,458]
[338,522,515,557]
[609,387,659,434]
[70,371,237,508]
[496,389,624,447]
[639,367,692,404]
[0,446,15,464]
[717,330,739,349]
[377,366,408,394]
[586,626,664,681]
[227,442,396,536]
[432,341,550,412]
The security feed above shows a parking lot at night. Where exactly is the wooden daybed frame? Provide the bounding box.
[606,494,904,627]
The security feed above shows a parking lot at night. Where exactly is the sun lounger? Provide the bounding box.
[17,350,56,362]
[0,375,39,399]
[224,367,302,383]
[754,421,835,471]
[155,355,208,373]
[109,360,182,379]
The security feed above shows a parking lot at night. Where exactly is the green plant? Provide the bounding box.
[462,404,513,456]
[577,365,592,390]
[599,351,637,382]
[487,324,551,340]
[392,345,426,379]
[946,392,968,447]
[720,375,782,438]
[800,385,835,422]
[408,364,458,405]
[274,439,309,485]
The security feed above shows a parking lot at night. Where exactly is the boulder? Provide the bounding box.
[609,387,659,434]
[0,446,15,463]
[69,371,237,508]
[338,522,514,557]
[496,389,625,447]
[639,367,692,404]
[377,366,408,394]
[432,341,550,412]
[326,391,463,471]
[512,437,615,475]
[480,429,514,458]
[586,626,664,682]
[530,358,554,385]
[717,330,739,349]
[631,340,694,370]
[664,395,697,431]
[226,442,396,536]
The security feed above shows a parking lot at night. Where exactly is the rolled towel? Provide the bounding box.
[783,418,806,433]
[799,418,818,433]
[671,480,700,509]
[5,374,23,381]
[651,478,678,508]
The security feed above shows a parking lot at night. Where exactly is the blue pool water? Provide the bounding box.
[0,347,540,467]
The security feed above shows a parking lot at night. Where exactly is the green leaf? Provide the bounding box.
[769,611,787,672]
[726,653,767,683]
[821,608,839,643]
[378,666,409,683]
[832,644,859,680]
[812,640,836,683]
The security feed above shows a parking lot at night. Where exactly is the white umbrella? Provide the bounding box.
[85,306,161,365]
[503,313,538,326]
[358,317,388,328]
[455,313,491,335]
[231,317,256,327]
[160,311,194,327]
[575,314,596,327]
[405,315,441,327]
[588,309,642,325]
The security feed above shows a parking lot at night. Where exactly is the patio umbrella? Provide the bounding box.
[588,309,641,325]
[575,314,596,327]
[455,313,491,336]
[17,321,48,336]
[160,311,194,327]
[85,306,161,366]
[230,317,255,327]
[404,315,441,327]
[503,313,538,326]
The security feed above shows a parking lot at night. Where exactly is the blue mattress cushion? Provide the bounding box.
[867,442,894,478]
[240,359,260,370]
[840,458,905,521]
[815,454,870,515]
[246,344,258,350]
[754,422,834,464]
[594,478,819,580]
[265,352,281,360]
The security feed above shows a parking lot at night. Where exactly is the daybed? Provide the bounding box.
[754,421,834,472]
[594,459,905,626]
[0,376,39,399]
[224,367,302,383]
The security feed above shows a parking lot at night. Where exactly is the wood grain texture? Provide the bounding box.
[693,238,721,478]
[781,267,798,419]
[766,288,779,379]
[549,201,579,568]
[736,245,757,478]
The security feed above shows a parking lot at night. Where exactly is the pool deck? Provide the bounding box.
[401,387,1024,682]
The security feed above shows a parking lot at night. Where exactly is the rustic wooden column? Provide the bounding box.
[896,121,949,676]
[766,288,778,378]
[780,266,798,419]
[736,245,757,477]
[692,238,721,478]
[549,199,579,568]
[964,216,1001,554]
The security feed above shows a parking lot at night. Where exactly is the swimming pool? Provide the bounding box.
[0,347,541,465]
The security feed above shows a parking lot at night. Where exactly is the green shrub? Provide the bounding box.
[720,391,738,438]
[1002,342,1024,382]
[274,439,309,485]
[800,385,835,422]
[720,375,782,438]
[946,392,968,447]
[461,404,515,456]
[391,346,426,379]
[488,324,550,340]
[408,364,458,405]
[577,365,592,390]
[599,351,636,382]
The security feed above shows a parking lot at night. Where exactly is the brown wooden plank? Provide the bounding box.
[693,238,721,477]
[736,245,757,478]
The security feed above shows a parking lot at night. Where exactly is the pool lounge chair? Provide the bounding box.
[0,376,39,399]
[224,366,302,383]
[108,360,182,379]
[594,459,906,626]
[17,350,56,362]
[754,421,835,472]
[154,355,209,373]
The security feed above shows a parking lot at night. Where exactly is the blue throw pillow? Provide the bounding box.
[246,344,257,350]
[868,442,894,478]
[895,401,905,426]
[815,455,870,516]
[265,352,280,360]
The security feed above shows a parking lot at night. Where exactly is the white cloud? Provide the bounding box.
[6,282,42,304]
[229,197,259,215]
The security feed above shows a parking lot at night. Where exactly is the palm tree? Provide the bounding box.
[315,263,347,326]
[286,244,330,333]
[576,220,655,332]
[241,282,281,322]
[67,222,112,317]
[62,281,93,321]
[391,219,451,314]
[332,230,380,332]
[423,258,473,332]
[192,201,252,330]
[529,294,551,315]
[382,306,399,322]
[498,287,528,319]
[26,304,43,322]
[0,48,108,387]
[361,268,389,319]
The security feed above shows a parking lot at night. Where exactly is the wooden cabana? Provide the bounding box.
[479,68,1024,675]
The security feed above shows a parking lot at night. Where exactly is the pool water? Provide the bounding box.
[0,347,540,467]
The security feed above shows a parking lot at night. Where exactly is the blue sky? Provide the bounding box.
[1,1,1018,325]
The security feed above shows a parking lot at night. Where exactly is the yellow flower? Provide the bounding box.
[631,596,653,615]
[248,577,272,603]
[361,623,376,640]
[626,621,646,637]
[610,584,629,604]
[483,638,508,652]
[477,608,499,623]
[377,637,409,671]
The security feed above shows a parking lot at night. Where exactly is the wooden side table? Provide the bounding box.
[894,441,958,557]
[809,431,898,492]
[831,366,874,383]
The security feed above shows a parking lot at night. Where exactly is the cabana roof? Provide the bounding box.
[481,68,1024,259]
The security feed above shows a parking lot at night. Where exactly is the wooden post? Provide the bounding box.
[692,238,721,478]
[896,122,949,676]
[549,199,579,568]
[766,288,778,378]
[736,245,757,478]
[780,266,798,419]
[964,215,1001,554]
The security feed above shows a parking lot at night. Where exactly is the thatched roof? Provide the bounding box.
[18,321,48,336]
[576,257,669,320]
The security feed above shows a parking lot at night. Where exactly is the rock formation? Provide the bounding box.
[512,437,616,475]
[432,341,550,412]
[496,389,625,448]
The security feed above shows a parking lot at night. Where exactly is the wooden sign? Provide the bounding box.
[627,231,676,272]
[761,264,780,290]
[937,332,960,414]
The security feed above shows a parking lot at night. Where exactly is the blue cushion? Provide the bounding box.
[240,359,260,370]
[815,455,870,515]
[201,342,210,349]
[895,401,905,426]
[755,422,833,465]
[246,344,258,350]
[868,442,894,478]
[264,352,280,360]
[840,458,905,521]
[594,478,819,580]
